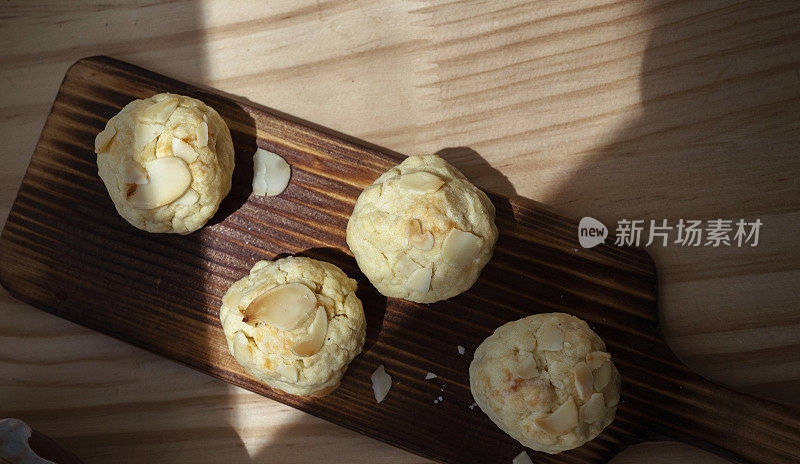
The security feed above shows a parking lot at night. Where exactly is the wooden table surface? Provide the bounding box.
[1,1,797,463]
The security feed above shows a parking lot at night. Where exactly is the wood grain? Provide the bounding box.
[1,2,798,464]
[1,56,798,464]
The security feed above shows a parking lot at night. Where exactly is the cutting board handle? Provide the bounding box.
[641,366,800,464]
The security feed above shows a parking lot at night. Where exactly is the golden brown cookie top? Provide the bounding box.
[95,93,234,234]
[346,154,498,303]
[469,313,621,454]
[219,257,366,397]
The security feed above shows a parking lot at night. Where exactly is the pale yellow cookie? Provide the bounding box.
[219,257,366,397]
[94,92,234,234]
[469,313,621,454]
[346,155,498,303]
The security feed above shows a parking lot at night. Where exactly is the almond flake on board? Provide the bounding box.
[371,365,392,403]
[252,148,291,196]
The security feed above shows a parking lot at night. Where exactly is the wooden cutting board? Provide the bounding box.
[0,56,797,464]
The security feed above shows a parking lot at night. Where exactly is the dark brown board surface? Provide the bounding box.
[1,57,798,464]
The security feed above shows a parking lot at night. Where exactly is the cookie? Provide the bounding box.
[94,92,235,234]
[219,257,366,397]
[469,313,621,454]
[346,154,498,303]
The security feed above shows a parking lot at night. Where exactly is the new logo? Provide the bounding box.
[578,217,607,248]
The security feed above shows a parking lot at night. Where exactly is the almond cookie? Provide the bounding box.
[94,92,235,234]
[346,155,498,303]
[219,257,366,397]
[469,313,621,454]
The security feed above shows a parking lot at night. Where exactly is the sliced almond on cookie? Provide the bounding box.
[535,396,578,434]
[586,351,611,370]
[232,331,252,368]
[174,188,199,206]
[405,218,434,250]
[242,283,316,331]
[276,363,299,383]
[196,121,209,147]
[537,324,564,351]
[95,125,116,153]
[512,354,539,379]
[442,228,483,267]
[573,361,593,400]
[404,266,432,293]
[171,137,199,163]
[291,306,328,357]
[399,171,444,194]
[128,157,191,209]
[593,361,612,391]
[579,392,606,423]
[140,97,178,124]
[396,252,422,276]
[122,160,148,185]
[133,123,165,152]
